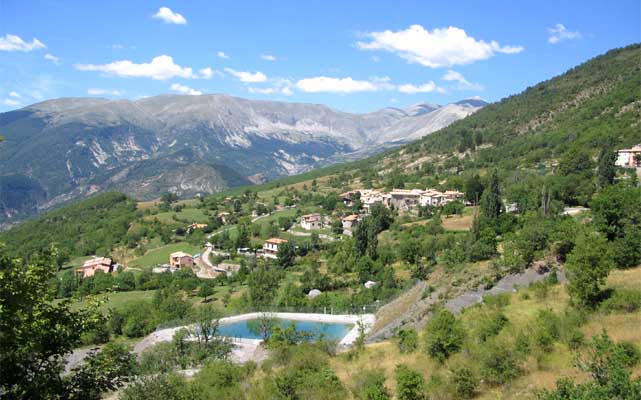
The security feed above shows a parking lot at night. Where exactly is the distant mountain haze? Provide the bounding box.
[0,94,485,224]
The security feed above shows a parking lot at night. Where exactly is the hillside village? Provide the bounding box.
[1,41,641,400]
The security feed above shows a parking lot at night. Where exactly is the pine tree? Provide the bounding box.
[597,146,617,189]
[480,169,502,226]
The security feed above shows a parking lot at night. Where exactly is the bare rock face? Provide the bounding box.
[0,94,485,223]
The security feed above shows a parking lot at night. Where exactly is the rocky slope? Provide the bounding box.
[0,95,484,224]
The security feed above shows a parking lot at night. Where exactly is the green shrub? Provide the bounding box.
[476,311,509,342]
[395,364,425,400]
[396,328,419,354]
[478,339,522,385]
[600,289,641,313]
[449,366,477,399]
[352,369,391,400]
[424,309,465,362]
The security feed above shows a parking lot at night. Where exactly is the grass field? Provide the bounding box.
[145,208,211,224]
[128,242,201,268]
[441,213,474,231]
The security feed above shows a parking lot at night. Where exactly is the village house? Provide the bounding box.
[218,212,230,224]
[340,191,355,207]
[300,213,323,230]
[616,144,641,168]
[342,214,361,236]
[169,251,194,268]
[76,257,113,278]
[263,238,288,257]
[389,189,424,212]
[360,190,391,214]
[186,222,208,233]
[419,189,464,207]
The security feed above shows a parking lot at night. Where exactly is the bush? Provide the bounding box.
[600,289,641,313]
[476,311,509,342]
[395,364,425,400]
[396,329,419,354]
[352,369,390,400]
[449,366,477,399]
[564,329,585,350]
[478,339,522,385]
[424,309,465,362]
[534,310,561,351]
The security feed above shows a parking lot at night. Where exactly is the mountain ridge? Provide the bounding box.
[0,94,485,225]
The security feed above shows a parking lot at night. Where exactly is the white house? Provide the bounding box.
[341,214,361,236]
[300,213,323,230]
[263,238,288,257]
[616,145,641,168]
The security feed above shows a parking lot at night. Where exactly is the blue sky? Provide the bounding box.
[1,0,639,113]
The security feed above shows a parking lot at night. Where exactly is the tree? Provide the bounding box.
[247,313,278,340]
[331,219,343,235]
[597,146,617,189]
[198,283,214,302]
[65,343,137,400]
[464,174,485,205]
[536,331,641,399]
[480,169,502,226]
[191,304,220,347]
[424,309,465,362]
[0,247,133,398]
[395,364,425,400]
[248,267,283,306]
[234,224,250,249]
[277,241,296,268]
[565,230,614,308]
[369,203,393,233]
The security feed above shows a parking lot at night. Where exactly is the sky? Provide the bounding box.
[0,0,639,113]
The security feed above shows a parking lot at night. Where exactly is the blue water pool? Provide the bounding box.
[217,319,353,341]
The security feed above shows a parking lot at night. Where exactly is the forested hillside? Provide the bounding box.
[0,192,139,260]
[392,44,641,171]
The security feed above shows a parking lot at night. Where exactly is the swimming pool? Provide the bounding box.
[217,318,353,341]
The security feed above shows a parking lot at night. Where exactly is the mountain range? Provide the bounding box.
[0,95,485,225]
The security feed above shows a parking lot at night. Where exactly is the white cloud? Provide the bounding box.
[75,55,196,80]
[356,25,523,68]
[0,34,46,52]
[296,76,379,93]
[217,51,230,59]
[44,53,60,64]
[87,88,122,96]
[198,67,221,79]
[248,79,294,96]
[224,68,267,83]
[397,81,438,94]
[442,70,483,90]
[9,91,21,98]
[152,7,187,25]
[261,54,276,61]
[170,83,202,95]
[547,24,582,44]
[3,98,22,107]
